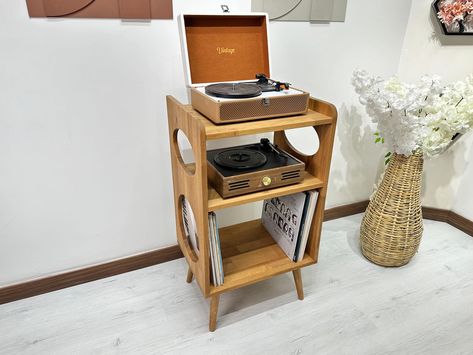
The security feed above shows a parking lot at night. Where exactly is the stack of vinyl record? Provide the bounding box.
[181,198,224,286]
[208,212,224,286]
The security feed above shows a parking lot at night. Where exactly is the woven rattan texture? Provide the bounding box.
[360,151,424,267]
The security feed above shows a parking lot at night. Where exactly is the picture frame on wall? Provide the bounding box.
[25,0,173,19]
[433,0,473,35]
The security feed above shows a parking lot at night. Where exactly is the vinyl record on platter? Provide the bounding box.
[205,83,262,98]
[214,148,267,170]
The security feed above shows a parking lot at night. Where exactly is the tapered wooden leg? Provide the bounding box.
[209,295,220,332]
[292,269,304,300]
[186,267,193,283]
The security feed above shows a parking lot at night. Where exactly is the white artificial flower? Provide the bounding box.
[352,70,473,157]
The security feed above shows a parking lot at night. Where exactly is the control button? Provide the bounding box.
[262,176,272,186]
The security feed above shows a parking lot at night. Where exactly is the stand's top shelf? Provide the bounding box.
[182,101,334,140]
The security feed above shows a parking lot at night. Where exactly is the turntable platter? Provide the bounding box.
[205,83,262,99]
[214,148,267,170]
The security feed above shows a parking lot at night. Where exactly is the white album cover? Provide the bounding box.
[262,192,307,260]
[295,190,319,261]
[182,197,199,256]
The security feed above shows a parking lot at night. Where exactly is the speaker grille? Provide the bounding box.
[228,180,250,191]
[220,94,309,121]
[281,170,301,180]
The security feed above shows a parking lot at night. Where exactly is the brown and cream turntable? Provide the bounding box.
[179,13,310,124]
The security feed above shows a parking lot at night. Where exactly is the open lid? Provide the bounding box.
[179,13,271,87]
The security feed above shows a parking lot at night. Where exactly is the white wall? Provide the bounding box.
[0,0,412,286]
[268,0,412,207]
[397,0,473,217]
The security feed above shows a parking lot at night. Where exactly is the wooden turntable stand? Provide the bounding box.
[167,96,337,331]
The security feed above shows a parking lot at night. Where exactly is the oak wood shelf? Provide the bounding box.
[182,105,333,140]
[209,219,316,296]
[186,165,325,211]
[167,96,337,331]
[208,172,324,211]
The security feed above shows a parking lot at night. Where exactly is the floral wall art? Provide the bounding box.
[433,0,473,35]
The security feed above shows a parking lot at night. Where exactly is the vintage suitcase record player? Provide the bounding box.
[179,13,310,124]
[207,139,305,198]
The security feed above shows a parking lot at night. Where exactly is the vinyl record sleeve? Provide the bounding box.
[294,190,319,261]
[261,192,307,260]
[182,197,199,256]
[208,213,217,286]
[212,213,224,285]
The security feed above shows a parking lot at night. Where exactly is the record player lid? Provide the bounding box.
[179,13,271,86]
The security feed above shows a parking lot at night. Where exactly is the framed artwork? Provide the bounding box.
[433,0,473,35]
[26,0,173,20]
[251,0,347,22]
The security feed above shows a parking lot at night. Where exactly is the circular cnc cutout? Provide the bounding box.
[174,129,196,175]
[284,127,320,156]
[178,195,199,261]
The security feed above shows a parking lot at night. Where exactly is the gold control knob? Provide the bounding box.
[262,176,272,186]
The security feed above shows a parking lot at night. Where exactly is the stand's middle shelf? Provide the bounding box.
[185,162,324,212]
[208,171,324,211]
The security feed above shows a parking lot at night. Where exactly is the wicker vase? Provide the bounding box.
[360,151,424,267]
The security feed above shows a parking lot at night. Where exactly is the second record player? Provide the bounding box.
[207,139,305,198]
[179,13,310,124]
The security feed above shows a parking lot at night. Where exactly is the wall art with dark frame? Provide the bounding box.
[433,0,473,35]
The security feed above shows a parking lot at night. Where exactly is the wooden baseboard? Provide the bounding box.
[323,201,369,221]
[1,201,471,305]
[325,203,473,238]
[422,206,451,223]
[0,246,183,305]
[324,203,473,238]
[421,206,473,236]
[446,211,473,237]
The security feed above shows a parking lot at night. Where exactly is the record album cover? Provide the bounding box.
[262,193,308,260]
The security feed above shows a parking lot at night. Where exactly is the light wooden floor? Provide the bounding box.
[1,214,473,355]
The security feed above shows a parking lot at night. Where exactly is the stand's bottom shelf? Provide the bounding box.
[209,219,316,296]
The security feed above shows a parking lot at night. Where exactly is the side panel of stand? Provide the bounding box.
[167,96,210,297]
